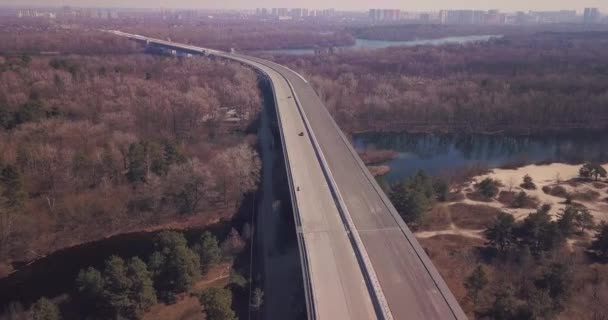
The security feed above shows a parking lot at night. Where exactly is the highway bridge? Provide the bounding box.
[109,31,468,320]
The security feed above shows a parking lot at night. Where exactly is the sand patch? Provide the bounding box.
[466,163,608,221]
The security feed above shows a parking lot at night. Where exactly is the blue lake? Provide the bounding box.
[256,35,501,55]
[353,133,608,184]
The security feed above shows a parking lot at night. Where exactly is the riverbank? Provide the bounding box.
[347,125,608,138]
[0,208,234,279]
[254,34,499,55]
[353,131,608,185]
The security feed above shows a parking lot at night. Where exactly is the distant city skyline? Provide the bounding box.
[0,0,607,12]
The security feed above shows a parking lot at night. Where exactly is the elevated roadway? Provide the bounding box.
[109,30,467,320]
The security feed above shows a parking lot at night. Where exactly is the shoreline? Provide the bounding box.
[0,209,232,279]
[348,126,608,138]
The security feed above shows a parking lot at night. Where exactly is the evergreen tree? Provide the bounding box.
[200,287,236,320]
[432,178,449,202]
[101,256,132,317]
[194,231,221,273]
[31,297,60,320]
[591,223,608,260]
[148,231,200,302]
[535,263,572,312]
[126,257,157,318]
[512,191,528,208]
[406,170,435,200]
[520,174,536,190]
[520,289,555,320]
[575,208,594,233]
[126,143,146,183]
[579,163,607,181]
[517,208,564,255]
[487,287,517,320]
[76,266,104,308]
[389,181,430,225]
[388,182,409,218]
[464,265,488,305]
[556,206,578,237]
[0,165,26,208]
[484,212,516,254]
[478,178,499,198]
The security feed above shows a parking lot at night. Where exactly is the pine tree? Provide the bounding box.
[0,165,26,208]
[484,212,516,254]
[148,231,200,302]
[101,256,132,317]
[464,265,488,305]
[200,287,236,320]
[126,257,157,318]
[194,231,221,273]
[31,297,60,320]
[591,223,608,260]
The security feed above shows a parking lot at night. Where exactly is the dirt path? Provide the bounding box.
[415,227,484,240]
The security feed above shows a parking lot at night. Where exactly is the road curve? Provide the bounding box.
[109,31,467,320]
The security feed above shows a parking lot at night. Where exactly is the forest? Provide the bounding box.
[120,20,355,51]
[0,52,263,271]
[0,22,139,54]
[0,17,355,53]
[274,31,608,135]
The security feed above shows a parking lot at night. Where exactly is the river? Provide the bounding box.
[255,35,501,55]
[354,132,608,184]
[0,224,234,307]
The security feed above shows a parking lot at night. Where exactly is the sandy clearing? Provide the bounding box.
[467,163,608,221]
[417,162,607,243]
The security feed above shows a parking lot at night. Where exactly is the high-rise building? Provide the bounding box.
[290,8,306,17]
[584,8,601,24]
[529,10,577,23]
[445,10,485,24]
[369,9,400,21]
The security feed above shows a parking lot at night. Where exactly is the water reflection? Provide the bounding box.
[255,35,501,55]
[354,133,608,183]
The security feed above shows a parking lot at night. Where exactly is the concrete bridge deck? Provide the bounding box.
[110,30,467,320]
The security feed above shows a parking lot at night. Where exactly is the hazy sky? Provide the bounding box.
[1,0,607,12]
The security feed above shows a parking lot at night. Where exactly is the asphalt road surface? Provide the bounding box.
[238,55,467,320]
